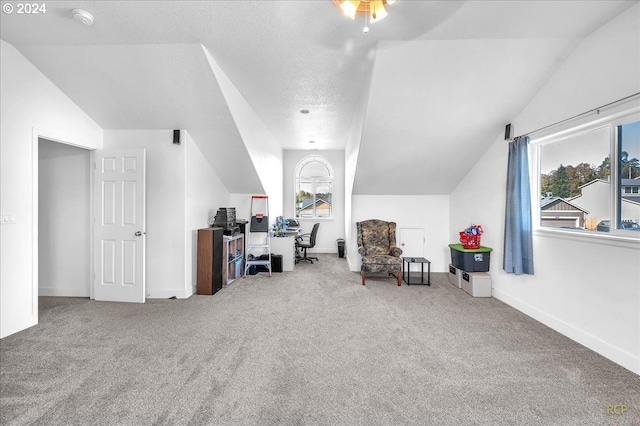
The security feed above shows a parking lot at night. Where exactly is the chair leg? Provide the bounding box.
[305,248,318,262]
[361,271,365,286]
[397,272,402,286]
[295,247,318,264]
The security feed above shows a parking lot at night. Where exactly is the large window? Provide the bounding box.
[295,155,333,219]
[535,111,640,236]
[617,120,640,231]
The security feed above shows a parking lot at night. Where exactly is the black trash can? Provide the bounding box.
[336,238,345,258]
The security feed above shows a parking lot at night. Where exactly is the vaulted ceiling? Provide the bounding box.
[1,1,636,194]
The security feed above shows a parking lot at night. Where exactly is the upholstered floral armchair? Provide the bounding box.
[356,219,403,286]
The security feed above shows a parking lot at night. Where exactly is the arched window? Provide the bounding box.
[295,155,334,219]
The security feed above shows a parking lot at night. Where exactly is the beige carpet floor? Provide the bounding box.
[1,254,638,425]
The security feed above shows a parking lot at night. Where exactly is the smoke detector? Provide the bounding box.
[72,9,94,26]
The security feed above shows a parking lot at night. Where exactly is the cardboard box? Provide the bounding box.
[448,264,461,288]
[461,271,492,297]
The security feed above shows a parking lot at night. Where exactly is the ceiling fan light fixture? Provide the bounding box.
[339,0,360,20]
[72,8,94,26]
[335,0,395,31]
[369,0,388,23]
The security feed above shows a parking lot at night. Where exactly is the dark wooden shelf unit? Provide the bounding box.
[197,227,223,295]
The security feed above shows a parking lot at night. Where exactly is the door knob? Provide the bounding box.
[401,242,405,246]
[135,231,143,236]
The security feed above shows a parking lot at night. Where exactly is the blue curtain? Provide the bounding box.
[504,136,534,275]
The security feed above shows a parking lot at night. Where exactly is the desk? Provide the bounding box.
[402,257,431,286]
[270,236,296,271]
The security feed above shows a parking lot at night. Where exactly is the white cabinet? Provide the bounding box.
[270,236,295,271]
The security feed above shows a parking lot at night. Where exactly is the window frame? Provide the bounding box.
[530,103,640,244]
[294,155,334,220]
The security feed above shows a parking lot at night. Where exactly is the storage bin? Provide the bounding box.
[459,232,481,249]
[235,258,242,278]
[448,264,461,288]
[461,271,492,297]
[449,243,492,272]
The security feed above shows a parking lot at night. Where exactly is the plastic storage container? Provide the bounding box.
[461,271,492,297]
[449,243,492,272]
[235,258,242,278]
[448,264,462,288]
[459,232,481,249]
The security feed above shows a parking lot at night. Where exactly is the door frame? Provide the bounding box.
[32,128,96,315]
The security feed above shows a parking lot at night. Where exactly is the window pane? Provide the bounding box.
[300,161,330,177]
[295,180,314,218]
[315,180,332,218]
[618,120,640,232]
[539,126,610,231]
[294,155,334,219]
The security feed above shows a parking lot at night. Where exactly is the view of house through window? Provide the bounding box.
[295,155,333,219]
[537,117,640,234]
[617,120,640,231]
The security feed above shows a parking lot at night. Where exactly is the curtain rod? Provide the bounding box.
[512,92,640,140]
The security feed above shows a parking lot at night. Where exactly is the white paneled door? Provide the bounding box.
[94,149,146,303]
[398,226,425,273]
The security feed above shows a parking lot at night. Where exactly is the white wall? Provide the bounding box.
[105,130,230,299]
[229,194,253,223]
[350,195,450,273]
[345,68,374,271]
[203,47,284,220]
[103,130,187,299]
[284,150,346,253]
[38,139,90,297]
[184,131,230,295]
[0,40,103,338]
[450,4,640,374]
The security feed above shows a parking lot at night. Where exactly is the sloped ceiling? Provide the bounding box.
[1,1,637,195]
[355,38,573,194]
[11,43,263,192]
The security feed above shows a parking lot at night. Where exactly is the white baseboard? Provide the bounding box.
[492,288,639,375]
[146,288,193,300]
[307,248,339,254]
[39,287,89,297]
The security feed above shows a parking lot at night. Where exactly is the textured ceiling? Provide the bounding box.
[1,0,637,194]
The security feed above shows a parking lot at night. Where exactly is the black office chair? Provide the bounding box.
[295,223,320,264]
